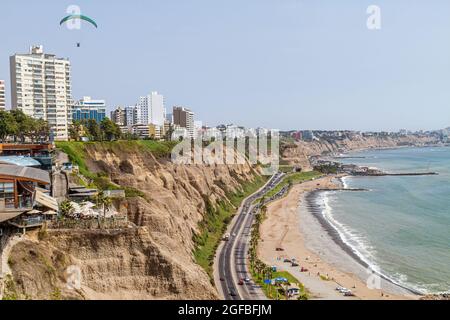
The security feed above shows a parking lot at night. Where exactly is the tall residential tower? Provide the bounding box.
[0,80,5,110]
[173,106,195,138]
[10,45,72,141]
[137,91,166,126]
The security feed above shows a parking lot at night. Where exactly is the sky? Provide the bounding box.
[1,0,450,131]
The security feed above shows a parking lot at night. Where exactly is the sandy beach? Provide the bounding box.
[257,175,420,300]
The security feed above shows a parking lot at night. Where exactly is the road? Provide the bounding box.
[215,172,285,300]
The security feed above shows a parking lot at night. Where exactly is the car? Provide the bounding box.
[220,277,225,282]
[244,277,251,283]
[238,279,244,286]
[291,262,299,267]
[229,290,237,297]
[344,291,355,297]
[276,247,285,252]
[283,259,291,263]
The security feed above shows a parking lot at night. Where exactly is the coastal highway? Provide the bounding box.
[215,172,285,300]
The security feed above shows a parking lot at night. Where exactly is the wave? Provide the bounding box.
[315,191,431,295]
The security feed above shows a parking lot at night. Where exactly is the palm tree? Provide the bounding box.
[95,192,113,227]
[60,200,74,217]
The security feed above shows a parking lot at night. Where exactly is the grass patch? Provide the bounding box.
[136,140,179,158]
[255,171,323,204]
[193,175,269,281]
[251,270,309,300]
[56,142,93,179]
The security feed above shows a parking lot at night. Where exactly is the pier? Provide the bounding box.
[359,172,438,177]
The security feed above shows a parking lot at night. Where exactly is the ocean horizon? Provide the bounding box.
[317,147,450,295]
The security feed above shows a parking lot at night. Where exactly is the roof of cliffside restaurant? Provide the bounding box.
[0,156,42,167]
[0,164,50,184]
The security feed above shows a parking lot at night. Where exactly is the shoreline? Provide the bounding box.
[257,175,420,300]
[304,188,423,296]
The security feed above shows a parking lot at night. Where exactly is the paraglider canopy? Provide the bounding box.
[60,14,98,28]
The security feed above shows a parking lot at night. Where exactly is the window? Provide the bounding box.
[0,182,15,208]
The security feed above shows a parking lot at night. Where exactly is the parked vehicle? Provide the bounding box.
[238,279,244,286]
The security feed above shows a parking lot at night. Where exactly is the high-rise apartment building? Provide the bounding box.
[137,92,166,126]
[111,106,126,126]
[73,96,106,123]
[125,105,136,127]
[0,80,5,110]
[173,106,195,138]
[10,45,72,141]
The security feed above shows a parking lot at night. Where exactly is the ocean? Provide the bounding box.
[316,147,450,295]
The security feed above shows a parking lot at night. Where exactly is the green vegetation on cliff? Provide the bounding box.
[193,175,268,281]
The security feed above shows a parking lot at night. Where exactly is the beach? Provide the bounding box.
[257,175,420,300]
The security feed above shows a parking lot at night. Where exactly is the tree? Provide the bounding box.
[95,191,113,219]
[60,200,74,217]
[30,118,50,143]
[0,111,18,142]
[100,117,121,141]
[10,110,33,143]
[69,120,83,141]
[85,119,102,141]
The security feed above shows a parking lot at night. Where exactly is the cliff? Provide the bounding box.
[2,141,264,300]
[282,135,440,170]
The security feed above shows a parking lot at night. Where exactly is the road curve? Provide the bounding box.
[215,172,285,300]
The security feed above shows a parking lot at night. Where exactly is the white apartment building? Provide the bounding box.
[10,45,72,141]
[0,80,5,110]
[137,97,149,124]
[137,91,166,126]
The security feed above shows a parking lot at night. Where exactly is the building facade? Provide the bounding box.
[10,45,72,141]
[72,96,106,123]
[124,105,136,127]
[173,106,194,138]
[111,106,126,126]
[0,80,5,110]
[137,92,166,126]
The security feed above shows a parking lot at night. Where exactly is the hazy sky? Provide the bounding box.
[1,0,450,131]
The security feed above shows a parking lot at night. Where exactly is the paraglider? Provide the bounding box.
[60,12,97,48]
[59,14,98,28]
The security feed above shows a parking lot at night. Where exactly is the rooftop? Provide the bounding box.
[0,164,50,184]
[0,156,42,167]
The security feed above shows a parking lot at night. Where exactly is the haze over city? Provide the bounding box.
[2,0,450,131]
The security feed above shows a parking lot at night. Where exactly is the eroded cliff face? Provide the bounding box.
[282,135,439,170]
[4,143,262,300]
[6,228,218,300]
